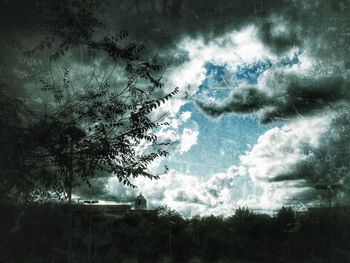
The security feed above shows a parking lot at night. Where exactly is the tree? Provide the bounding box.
[0,93,38,202]
[0,0,178,203]
[276,206,296,230]
[29,60,178,201]
[4,3,179,262]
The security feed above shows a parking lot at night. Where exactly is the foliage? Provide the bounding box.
[275,206,296,230]
[22,0,104,58]
[0,0,180,202]
[29,56,177,200]
[2,205,350,263]
[0,93,37,202]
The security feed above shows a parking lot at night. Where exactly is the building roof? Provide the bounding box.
[136,193,146,200]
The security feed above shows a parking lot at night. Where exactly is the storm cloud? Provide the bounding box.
[196,86,269,117]
[196,71,350,123]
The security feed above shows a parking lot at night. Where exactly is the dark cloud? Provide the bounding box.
[262,107,350,206]
[174,190,203,204]
[95,0,350,64]
[195,87,269,117]
[75,178,109,201]
[305,110,350,203]
[260,75,349,123]
[196,73,350,123]
[3,0,347,100]
[189,1,350,123]
[284,188,318,208]
[75,177,138,203]
[99,0,300,62]
[257,19,300,55]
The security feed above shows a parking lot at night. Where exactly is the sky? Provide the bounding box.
[2,0,350,217]
[92,0,350,217]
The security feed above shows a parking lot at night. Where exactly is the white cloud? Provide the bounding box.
[106,168,256,217]
[104,113,334,217]
[180,111,192,122]
[176,128,199,154]
[161,25,278,105]
[180,25,276,68]
[236,114,333,209]
[241,114,332,183]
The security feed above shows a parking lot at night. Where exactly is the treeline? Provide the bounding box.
[1,204,350,263]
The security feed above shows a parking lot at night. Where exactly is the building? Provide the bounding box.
[77,194,156,218]
[135,193,147,210]
[94,204,132,217]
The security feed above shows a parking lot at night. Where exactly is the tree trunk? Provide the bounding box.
[67,167,73,263]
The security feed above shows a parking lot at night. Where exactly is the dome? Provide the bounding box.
[136,193,146,200]
[135,193,147,210]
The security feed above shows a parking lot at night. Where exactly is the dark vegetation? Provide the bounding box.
[0,0,177,203]
[0,3,178,262]
[1,205,350,263]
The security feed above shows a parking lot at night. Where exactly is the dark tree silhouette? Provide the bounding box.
[0,2,179,262]
[0,93,38,202]
[0,0,178,203]
[29,61,178,201]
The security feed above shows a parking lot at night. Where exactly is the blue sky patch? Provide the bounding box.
[166,55,297,177]
[235,60,272,84]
